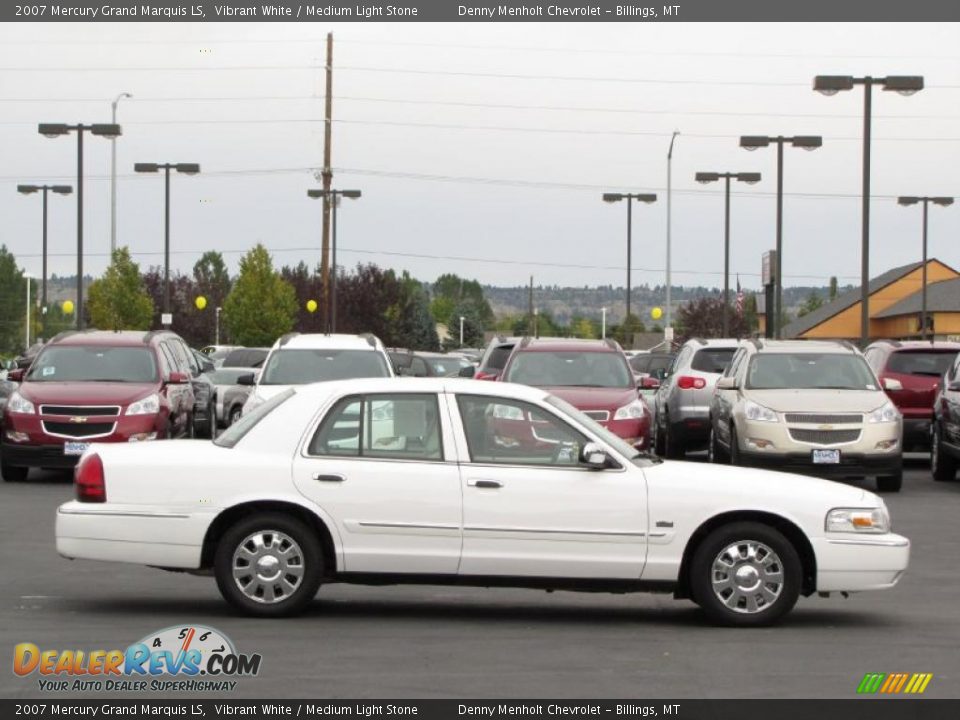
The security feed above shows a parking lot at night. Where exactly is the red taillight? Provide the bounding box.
[677,375,707,390]
[75,453,106,503]
[475,372,499,381]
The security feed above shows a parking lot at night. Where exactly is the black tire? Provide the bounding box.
[689,521,802,627]
[728,425,742,465]
[653,413,666,456]
[228,405,243,428]
[186,413,195,440]
[208,405,217,439]
[931,425,958,482]
[708,423,728,464]
[214,513,323,617]
[1,462,28,483]
[876,471,903,493]
[664,418,685,460]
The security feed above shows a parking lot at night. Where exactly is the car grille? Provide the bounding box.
[784,413,861,424]
[788,428,861,445]
[40,405,120,417]
[42,421,116,439]
[583,410,611,422]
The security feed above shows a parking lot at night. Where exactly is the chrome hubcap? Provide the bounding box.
[711,540,784,614]
[232,530,305,604]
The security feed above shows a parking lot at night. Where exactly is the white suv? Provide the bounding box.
[241,333,394,414]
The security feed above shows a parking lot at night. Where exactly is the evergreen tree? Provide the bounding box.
[223,244,297,347]
[86,248,154,332]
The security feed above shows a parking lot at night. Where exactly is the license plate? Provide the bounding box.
[812,449,840,464]
[64,442,89,456]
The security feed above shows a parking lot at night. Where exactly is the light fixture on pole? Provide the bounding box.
[110,92,133,254]
[459,316,465,347]
[39,122,122,329]
[666,130,680,335]
[17,183,73,341]
[134,162,201,327]
[740,134,822,339]
[896,195,954,341]
[601,307,607,339]
[814,74,923,346]
[602,192,658,332]
[694,171,762,336]
[307,188,362,333]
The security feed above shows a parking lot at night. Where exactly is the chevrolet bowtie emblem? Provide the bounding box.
[69,416,88,423]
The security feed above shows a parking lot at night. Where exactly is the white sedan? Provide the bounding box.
[56,378,909,626]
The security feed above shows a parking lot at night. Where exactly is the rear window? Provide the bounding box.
[260,349,392,385]
[222,349,269,368]
[504,350,633,388]
[691,348,736,374]
[483,345,515,372]
[886,351,957,377]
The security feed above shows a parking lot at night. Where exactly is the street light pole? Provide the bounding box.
[694,171,762,336]
[215,307,222,345]
[459,316,465,346]
[38,122,122,329]
[602,192,658,342]
[601,307,607,339]
[110,92,132,255]
[134,162,201,326]
[17,184,72,341]
[25,274,33,350]
[814,75,923,346]
[740,135,822,339]
[307,188,362,333]
[897,195,954,340]
[666,131,680,334]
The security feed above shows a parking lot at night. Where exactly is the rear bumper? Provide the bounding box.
[813,534,910,592]
[739,450,902,478]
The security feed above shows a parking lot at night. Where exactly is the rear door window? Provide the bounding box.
[887,351,958,377]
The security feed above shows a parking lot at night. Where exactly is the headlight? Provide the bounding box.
[7,391,35,415]
[126,393,160,416]
[744,400,778,422]
[826,507,890,534]
[867,401,900,424]
[614,399,647,420]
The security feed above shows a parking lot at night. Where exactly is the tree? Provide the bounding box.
[675,297,750,344]
[797,291,825,318]
[193,251,233,342]
[0,246,26,355]
[569,316,597,339]
[223,244,297,347]
[335,263,402,341]
[386,272,440,350]
[829,276,839,301]
[86,248,154,331]
[431,273,494,329]
[281,261,324,334]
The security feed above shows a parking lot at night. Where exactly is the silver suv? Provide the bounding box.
[708,339,902,492]
[652,338,743,458]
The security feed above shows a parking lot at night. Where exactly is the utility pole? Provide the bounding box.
[528,275,534,336]
[320,32,334,324]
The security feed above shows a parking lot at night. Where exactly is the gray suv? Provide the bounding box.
[652,338,743,458]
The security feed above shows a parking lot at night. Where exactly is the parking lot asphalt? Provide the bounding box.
[1,455,958,700]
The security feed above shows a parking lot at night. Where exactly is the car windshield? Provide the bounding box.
[260,349,391,385]
[746,353,878,390]
[214,389,295,448]
[630,354,674,374]
[504,351,632,388]
[429,357,471,376]
[207,369,255,385]
[691,348,737,374]
[545,394,644,462]
[887,351,958,377]
[25,346,158,383]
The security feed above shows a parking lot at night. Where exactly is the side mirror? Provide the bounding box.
[237,373,256,386]
[7,368,24,383]
[458,365,476,378]
[716,376,738,391]
[580,442,608,470]
[167,371,189,384]
[882,377,903,391]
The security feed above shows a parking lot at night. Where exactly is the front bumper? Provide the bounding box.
[1,441,80,469]
[813,533,910,592]
[739,449,902,478]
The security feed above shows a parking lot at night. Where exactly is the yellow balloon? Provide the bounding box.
[62,300,75,315]
[306,299,318,313]
[195,295,207,310]
[651,306,663,320]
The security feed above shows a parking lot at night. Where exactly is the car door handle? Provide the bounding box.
[467,479,502,489]
[312,473,345,483]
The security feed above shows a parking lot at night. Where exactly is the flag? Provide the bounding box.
[735,276,744,316]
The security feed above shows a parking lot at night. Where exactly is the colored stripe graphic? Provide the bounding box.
[858,673,932,694]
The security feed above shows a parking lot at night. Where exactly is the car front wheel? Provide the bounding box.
[690,522,801,627]
[1,462,28,482]
[228,406,243,427]
[876,470,903,493]
[214,513,323,617]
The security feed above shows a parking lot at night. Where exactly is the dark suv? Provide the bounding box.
[1,330,197,482]
[931,351,960,482]
[864,340,960,450]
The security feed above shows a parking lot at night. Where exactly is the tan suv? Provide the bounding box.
[708,339,903,492]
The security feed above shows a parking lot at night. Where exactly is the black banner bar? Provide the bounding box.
[3,1,960,23]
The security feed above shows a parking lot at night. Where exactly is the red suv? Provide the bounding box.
[864,339,960,450]
[1,330,197,482]
[498,337,651,449]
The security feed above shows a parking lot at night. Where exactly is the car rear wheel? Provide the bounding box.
[1,462,28,483]
[214,513,323,617]
[690,522,801,627]
[876,471,903,493]
[228,406,242,427]
[931,426,957,482]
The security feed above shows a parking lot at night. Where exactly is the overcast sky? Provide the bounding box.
[1,21,958,293]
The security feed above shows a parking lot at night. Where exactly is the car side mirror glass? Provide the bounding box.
[236,373,255,386]
[580,442,608,470]
[458,365,476,378]
[882,377,903,391]
[716,376,738,390]
[7,368,24,382]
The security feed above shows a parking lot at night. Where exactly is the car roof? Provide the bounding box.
[287,376,552,402]
[514,337,622,353]
[684,338,743,349]
[47,330,174,348]
[275,333,384,351]
[752,339,859,354]
[869,340,960,351]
